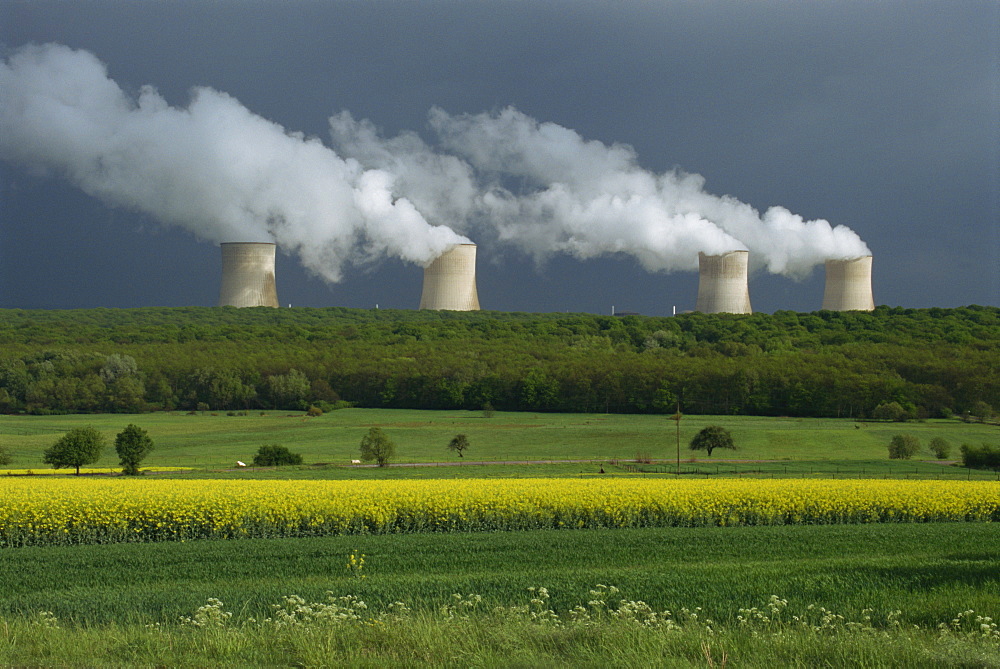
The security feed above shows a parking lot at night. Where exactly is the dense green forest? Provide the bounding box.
[0,305,996,418]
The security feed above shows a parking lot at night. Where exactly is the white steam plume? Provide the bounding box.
[331,108,745,273]
[329,111,479,236]
[0,44,468,282]
[428,107,870,277]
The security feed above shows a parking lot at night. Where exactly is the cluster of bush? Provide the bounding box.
[251,444,303,467]
[248,430,470,469]
[887,435,999,471]
[873,401,995,424]
[959,444,1000,471]
[887,435,949,460]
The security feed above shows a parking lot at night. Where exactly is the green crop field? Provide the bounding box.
[2,524,999,666]
[5,523,999,625]
[2,409,999,665]
[1,409,996,474]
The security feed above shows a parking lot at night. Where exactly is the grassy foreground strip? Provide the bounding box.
[3,524,998,665]
[2,592,998,668]
[2,478,999,546]
[6,524,998,624]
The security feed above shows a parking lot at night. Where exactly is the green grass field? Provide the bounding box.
[2,524,998,666]
[4,523,998,626]
[3,409,999,665]
[1,409,996,474]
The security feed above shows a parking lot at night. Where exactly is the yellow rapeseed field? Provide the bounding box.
[1,478,997,546]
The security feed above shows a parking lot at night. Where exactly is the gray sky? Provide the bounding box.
[1,0,997,314]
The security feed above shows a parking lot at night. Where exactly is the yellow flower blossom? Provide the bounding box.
[0,478,996,547]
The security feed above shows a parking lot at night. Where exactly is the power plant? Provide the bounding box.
[208,240,871,315]
[695,250,752,314]
[217,242,280,308]
[822,255,875,311]
[418,243,481,311]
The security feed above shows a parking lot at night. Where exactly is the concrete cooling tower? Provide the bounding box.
[822,255,875,311]
[418,244,481,311]
[217,242,280,308]
[695,251,752,314]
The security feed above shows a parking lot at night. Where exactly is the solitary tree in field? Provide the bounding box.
[359,427,396,467]
[44,427,106,475]
[888,434,920,459]
[0,445,12,467]
[689,425,736,457]
[115,424,154,475]
[448,434,470,458]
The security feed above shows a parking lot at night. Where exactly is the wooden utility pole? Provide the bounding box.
[671,403,683,475]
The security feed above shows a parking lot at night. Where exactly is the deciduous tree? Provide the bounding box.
[929,437,951,460]
[971,401,994,424]
[689,426,736,457]
[888,434,920,459]
[360,427,396,467]
[44,427,105,475]
[448,434,470,458]
[873,402,908,422]
[115,424,154,475]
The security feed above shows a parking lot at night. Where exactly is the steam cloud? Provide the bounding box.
[424,107,871,278]
[2,44,870,285]
[332,107,870,277]
[0,44,469,282]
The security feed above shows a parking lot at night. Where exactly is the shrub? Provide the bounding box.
[929,437,951,460]
[0,445,12,467]
[313,400,352,412]
[888,434,920,459]
[307,405,323,417]
[960,443,1000,470]
[252,444,303,467]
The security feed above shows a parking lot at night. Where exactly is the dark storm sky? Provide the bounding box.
[1,0,997,314]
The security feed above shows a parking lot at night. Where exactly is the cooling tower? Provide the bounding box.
[217,242,280,308]
[695,251,752,314]
[822,255,874,311]
[418,244,481,311]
